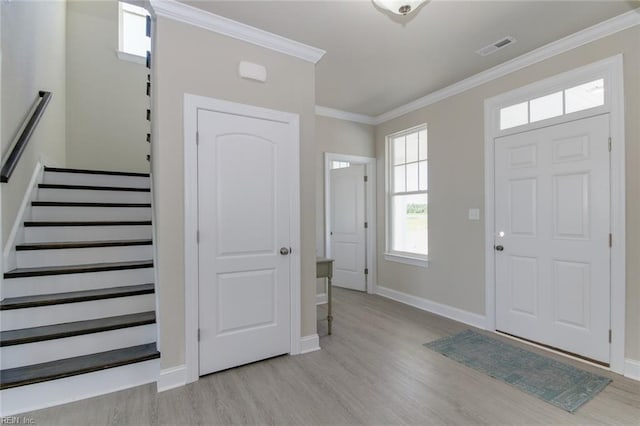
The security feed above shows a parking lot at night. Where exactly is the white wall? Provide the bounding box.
[66,0,149,173]
[1,0,67,247]
[375,26,640,361]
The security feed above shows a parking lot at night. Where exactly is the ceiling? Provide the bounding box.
[183,1,638,117]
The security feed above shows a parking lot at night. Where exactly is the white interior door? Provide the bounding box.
[495,114,611,363]
[330,165,366,291]
[197,107,294,375]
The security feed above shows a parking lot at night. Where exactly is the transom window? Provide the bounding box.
[119,2,150,59]
[330,161,351,170]
[500,78,604,130]
[386,125,428,263]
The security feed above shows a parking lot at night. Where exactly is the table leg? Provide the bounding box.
[327,276,333,335]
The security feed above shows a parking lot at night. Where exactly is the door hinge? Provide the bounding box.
[364,175,368,182]
[609,233,612,247]
[364,268,369,275]
[196,131,200,145]
[608,137,612,152]
[364,222,368,229]
[197,230,200,244]
[198,329,201,341]
[609,329,612,343]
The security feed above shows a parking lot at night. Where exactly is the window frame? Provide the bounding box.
[385,124,429,268]
[117,1,150,65]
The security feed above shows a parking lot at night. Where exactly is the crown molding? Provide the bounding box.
[315,106,376,125]
[148,0,326,64]
[375,9,640,125]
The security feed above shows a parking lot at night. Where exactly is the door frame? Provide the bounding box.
[183,94,301,384]
[324,153,377,295]
[483,55,626,373]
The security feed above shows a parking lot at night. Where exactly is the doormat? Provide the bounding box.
[424,330,611,412]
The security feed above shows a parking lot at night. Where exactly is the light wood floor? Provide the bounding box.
[21,288,640,425]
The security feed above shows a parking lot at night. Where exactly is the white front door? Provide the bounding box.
[495,114,611,363]
[197,107,295,375]
[330,164,366,291]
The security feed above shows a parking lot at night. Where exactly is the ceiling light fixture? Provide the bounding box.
[372,0,427,16]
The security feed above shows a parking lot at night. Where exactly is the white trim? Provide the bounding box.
[183,94,302,383]
[3,161,44,274]
[324,153,377,295]
[376,285,487,330]
[483,55,626,373]
[316,292,327,305]
[375,10,640,125]
[116,50,146,65]
[149,0,325,64]
[315,106,376,126]
[157,364,187,392]
[383,253,429,268]
[298,334,320,354]
[624,359,640,382]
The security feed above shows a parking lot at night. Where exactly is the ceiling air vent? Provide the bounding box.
[476,36,517,57]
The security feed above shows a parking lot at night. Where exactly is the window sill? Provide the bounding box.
[116,50,146,65]
[384,253,429,268]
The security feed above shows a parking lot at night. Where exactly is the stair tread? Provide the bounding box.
[44,167,150,177]
[24,220,152,227]
[16,239,152,251]
[32,201,151,208]
[0,283,154,311]
[0,311,156,346]
[39,184,150,192]
[4,260,153,278]
[0,343,159,389]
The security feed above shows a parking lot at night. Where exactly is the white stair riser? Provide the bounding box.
[31,206,151,221]
[24,225,152,243]
[38,188,151,203]
[2,268,154,298]
[0,359,159,417]
[17,245,153,268]
[43,172,150,188]
[1,324,157,369]
[1,295,156,330]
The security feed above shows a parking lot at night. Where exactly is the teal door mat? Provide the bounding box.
[424,330,611,412]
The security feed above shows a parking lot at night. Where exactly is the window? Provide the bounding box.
[386,125,428,265]
[499,78,605,130]
[330,161,350,170]
[118,2,150,60]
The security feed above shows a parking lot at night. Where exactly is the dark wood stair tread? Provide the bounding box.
[4,260,153,278]
[24,220,152,227]
[39,184,150,192]
[16,239,152,251]
[0,343,159,389]
[0,311,156,347]
[44,167,150,177]
[0,283,154,311]
[32,201,151,208]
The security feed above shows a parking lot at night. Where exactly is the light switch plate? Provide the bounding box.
[468,208,480,221]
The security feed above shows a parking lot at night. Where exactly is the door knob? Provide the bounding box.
[280,247,290,255]
[495,245,504,251]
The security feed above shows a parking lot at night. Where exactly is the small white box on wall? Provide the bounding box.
[238,61,267,83]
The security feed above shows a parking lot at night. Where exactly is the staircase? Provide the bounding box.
[0,167,159,416]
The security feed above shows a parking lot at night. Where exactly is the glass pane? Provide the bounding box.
[331,161,350,169]
[530,91,563,123]
[406,132,418,163]
[393,136,405,165]
[393,165,405,193]
[500,102,528,130]
[406,162,418,192]
[123,11,150,57]
[418,130,427,160]
[565,79,604,114]
[418,160,428,191]
[391,193,428,256]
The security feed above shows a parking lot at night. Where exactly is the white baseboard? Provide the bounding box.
[157,364,187,392]
[3,161,44,273]
[298,334,320,354]
[376,286,487,330]
[625,359,640,381]
[316,293,327,305]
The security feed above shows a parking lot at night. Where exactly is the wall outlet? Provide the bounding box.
[468,208,480,221]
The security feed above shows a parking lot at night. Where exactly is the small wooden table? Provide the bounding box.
[316,257,334,335]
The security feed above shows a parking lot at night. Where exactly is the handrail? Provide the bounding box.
[1,91,52,183]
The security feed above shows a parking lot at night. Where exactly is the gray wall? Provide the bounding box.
[66,0,148,173]
[375,26,640,360]
[152,16,317,369]
[1,0,67,247]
